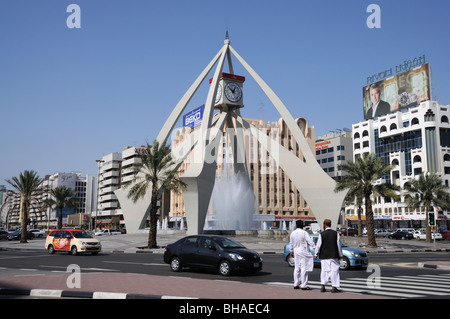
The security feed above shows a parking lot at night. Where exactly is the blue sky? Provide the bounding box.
[1,0,450,183]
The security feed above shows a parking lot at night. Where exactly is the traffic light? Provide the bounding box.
[428,212,435,226]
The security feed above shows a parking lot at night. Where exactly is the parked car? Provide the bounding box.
[163,235,263,276]
[388,230,413,240]
[94,229,121,236]
[29,229,46,238]
[0,230,9,240]
[396,228,415,234]
[440,230,450,240]
[374,229,391,237]
[413,229,443,241]
[7,230,34,241]
[283,234,369,270]
[338,228,359,236]
[45,229,101,255]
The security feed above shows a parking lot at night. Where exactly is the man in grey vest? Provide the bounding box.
[314,219,343,293]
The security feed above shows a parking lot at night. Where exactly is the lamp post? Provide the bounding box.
[95,159,104,231]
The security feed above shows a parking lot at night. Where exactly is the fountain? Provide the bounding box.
[205,149,256,233]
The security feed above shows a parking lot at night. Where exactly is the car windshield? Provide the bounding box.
[214,237,245,249]
[72,231,93,239]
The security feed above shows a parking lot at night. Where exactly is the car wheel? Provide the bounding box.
[47,245,55,254]
[170,257,182,272]
[71,246,78,256]
[287,255,295,267]
[339,257,350,270]
[218,260,232,276]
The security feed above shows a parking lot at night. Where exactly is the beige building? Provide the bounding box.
[170,116,317,228]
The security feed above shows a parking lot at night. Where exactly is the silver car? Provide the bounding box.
[374,229,391,237]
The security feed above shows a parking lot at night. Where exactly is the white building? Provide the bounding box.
[315,129,353,181]
[351,100,450,229]
[97,146,171,230]
[97,152,122,228]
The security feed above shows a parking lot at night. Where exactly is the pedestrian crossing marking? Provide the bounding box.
[264,273,450,299]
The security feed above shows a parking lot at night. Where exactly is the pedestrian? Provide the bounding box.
[314,219,343,293]
[289,219,315,290]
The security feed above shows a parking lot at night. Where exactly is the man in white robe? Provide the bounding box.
[314,219,343,293]
[289,219,315,290]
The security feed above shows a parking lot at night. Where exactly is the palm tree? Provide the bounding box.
[5,170,45,243]
[335,153,400,247]
[45,186,78,229]
[403,172,450,243]
[125,140,186,248]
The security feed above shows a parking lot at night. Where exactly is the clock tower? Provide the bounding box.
[211,72,245,109]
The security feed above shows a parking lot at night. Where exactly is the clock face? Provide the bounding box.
[215,83,222,104]
[224,82,242,103]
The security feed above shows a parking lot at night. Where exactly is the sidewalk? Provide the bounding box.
[1,231,449,299]
[0,271,386,299]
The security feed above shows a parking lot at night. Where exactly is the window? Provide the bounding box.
[337,145,345,151]
[337,155,346,161]
[182,237,198,247]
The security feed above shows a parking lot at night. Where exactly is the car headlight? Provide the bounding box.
[349,251,360,257]
[229,253,244,261]
[79,241,87,245]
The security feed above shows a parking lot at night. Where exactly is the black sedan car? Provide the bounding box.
[388,230,413,240]
[163,235,263,276]
[7,230,34,241]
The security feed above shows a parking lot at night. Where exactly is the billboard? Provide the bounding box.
[363,63,431,120]
[183,105,204,128]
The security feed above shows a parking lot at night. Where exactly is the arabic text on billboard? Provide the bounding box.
[363,63,431,120]
[183,105,204,128]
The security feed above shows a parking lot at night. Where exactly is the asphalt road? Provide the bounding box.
[1,242,450,298]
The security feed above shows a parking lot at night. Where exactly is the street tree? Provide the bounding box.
[403,172,450,243]
[335,153,400,247]
[5,170,45,243]
[45,186,78,229]
[125,140,186,249]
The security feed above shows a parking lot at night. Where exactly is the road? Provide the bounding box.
[1,240,450,299]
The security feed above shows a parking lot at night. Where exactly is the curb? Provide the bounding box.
[0,288,200,299]
[417,262,450,270]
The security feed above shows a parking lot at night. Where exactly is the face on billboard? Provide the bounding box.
[363,64,431,120]
[369,87,381,106]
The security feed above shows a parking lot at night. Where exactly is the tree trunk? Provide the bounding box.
[20,196,28,244]
[425,207,432,243]
[57,206,63,229]
[357,204,363,237]
[365,194,377,248]
[147,190,159,249]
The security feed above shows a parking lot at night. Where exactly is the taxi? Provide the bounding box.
[45,229,101,255]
